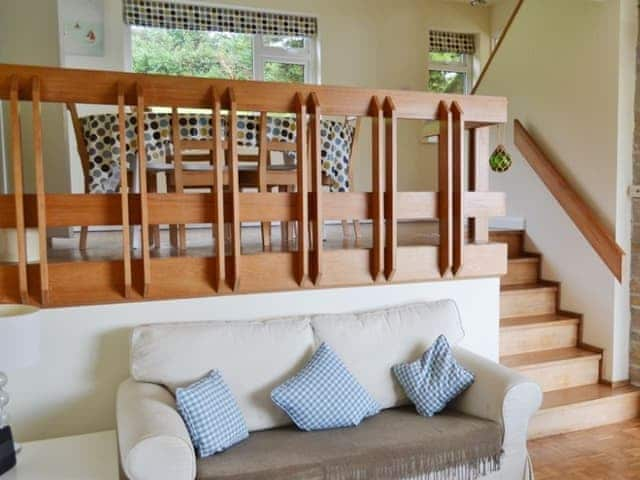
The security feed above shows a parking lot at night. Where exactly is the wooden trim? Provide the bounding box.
[9,77,28,303]
[171,106,187,249]
[227,88,241,291]
[295,93,310,286]
[469,127,490,243]
[451,102,464,275]
[370,96,385,282]
[0,64,507,126]
[136,84,151,296]
[438,101,452,276]
[308,92,323,285]
[212,88,226,292]
[600,379,631,389]
[31,77,49,305]
[514,119,624,282]
[258,111,270,247]
[383,96,397,281]
[471,0,525,95]
[117,84,132,298]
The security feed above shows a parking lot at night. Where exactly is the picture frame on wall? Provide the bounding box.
[61,0,105,57]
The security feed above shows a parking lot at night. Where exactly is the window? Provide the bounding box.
[130,26,318,84]
[427,51,472,95]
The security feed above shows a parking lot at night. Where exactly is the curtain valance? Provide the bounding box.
[429,30,475,55]
[123,0,318,37]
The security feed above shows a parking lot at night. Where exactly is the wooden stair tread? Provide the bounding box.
[507,253,540,263]
[501,282,557,294]
[501,347,601,369]
[500,314,579,330]
[540,384,640,410]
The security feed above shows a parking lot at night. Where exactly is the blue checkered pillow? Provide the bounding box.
[271,342,381,431]
[176,370,248,458]
[392,335,474,417]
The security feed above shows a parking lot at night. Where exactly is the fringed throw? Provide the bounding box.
[197,407,503,480]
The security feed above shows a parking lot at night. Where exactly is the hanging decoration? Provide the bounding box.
[489,124,512,172]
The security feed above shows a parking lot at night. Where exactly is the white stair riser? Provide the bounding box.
[501,289,556,318]
[502,259,539,286]
[516,357,600,392]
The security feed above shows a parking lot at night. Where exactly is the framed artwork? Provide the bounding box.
[61,0,105,56]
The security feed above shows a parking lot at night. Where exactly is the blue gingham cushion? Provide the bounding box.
[271,342,381,431]
[176,370,249,458]
[392,335,474,417]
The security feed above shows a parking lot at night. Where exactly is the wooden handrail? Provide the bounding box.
[514,119,624,282]
[471,0,524,95]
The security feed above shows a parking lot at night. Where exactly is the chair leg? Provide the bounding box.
[79,226,88,251]
[147,173,160,249]
[280,186,290,248]
[341,220,351,238]
[353,220,361,240]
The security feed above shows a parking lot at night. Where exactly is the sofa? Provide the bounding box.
[116,300,542,480]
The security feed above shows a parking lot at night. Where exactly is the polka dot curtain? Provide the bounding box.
[122,0,318,37]
[429,30,475,55]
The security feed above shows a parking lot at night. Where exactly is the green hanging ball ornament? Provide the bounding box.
[489,144,512,173]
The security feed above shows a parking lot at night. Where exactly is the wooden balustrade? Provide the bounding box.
[0,64,508,307]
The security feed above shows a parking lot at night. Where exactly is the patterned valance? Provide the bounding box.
[429,30,475,55]
[123,0,318,37]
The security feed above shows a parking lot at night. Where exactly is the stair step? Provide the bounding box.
[529,384,640,438]
[500,283,557,318]
[502,255,540,286]
[500,314,579,356]
[501,347,601,392]
[489,229,524,258]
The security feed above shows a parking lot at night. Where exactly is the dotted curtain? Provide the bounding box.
[429,30,475,55]
[123,0,318,37]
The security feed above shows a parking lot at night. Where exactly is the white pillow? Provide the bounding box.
[310,300,464,410]
[130,316,315,432]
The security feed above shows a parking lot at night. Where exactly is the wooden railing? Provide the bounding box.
[0,64,509,307]
[514,119,624,282]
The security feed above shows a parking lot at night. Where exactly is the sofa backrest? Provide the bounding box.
[130,299,464,432]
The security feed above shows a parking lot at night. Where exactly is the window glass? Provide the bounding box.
[131,27,253,79]
[263,35,305,50]
[428,70,466,94]
[264,62,305,83]
[428,51,464,64]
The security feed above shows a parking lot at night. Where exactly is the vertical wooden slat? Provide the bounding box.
[469,127,490,243]
[171,106,187,249]
[294,93,310,287]
[227,88,241,291]
[383,96,397,281]
[9,77,28,303]
[451,101,464,275]
[258,111,270,248]
[211,87,226,292]
[117,83,132,297]
[136,83,151,296]
[308,92,322,285]
[370,96,385,282]
[438,101,452,277]
[31,77,49,305]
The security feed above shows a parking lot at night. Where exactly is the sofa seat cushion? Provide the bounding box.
[196,407,502,480]
[311,300,465,410]
[130,317,315,431]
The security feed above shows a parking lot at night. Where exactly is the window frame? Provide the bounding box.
[126,26,320,85]
[427,52,473,95]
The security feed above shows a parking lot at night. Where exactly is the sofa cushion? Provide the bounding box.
[130,317,315,431]
[310,300,464,409]
[393,335,475,417]
[196,407,502,480]
[176,370,248,458]
[271,343,380,431]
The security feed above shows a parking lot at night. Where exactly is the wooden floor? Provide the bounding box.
[530,419,640,479]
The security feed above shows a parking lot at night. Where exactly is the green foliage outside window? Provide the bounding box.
[428,70,466,94]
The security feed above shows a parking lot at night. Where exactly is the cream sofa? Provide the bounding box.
[116,300,542,480]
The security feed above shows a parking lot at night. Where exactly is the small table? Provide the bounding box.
[1,430,118,480]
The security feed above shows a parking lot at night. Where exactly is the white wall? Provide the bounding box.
[477,0,637,381]
[8,278,500,442]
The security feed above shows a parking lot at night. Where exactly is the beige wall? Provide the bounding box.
[62,0,493,193]
[477,0,637,381]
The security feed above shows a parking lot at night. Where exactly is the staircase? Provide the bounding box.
[491,229,640,438]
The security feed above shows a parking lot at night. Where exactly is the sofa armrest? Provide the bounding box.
[452,347,542,452]
[117,378,196,480]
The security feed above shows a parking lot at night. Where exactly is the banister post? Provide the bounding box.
[438,101,452,277]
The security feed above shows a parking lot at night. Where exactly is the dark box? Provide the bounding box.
[0,426,16,475]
